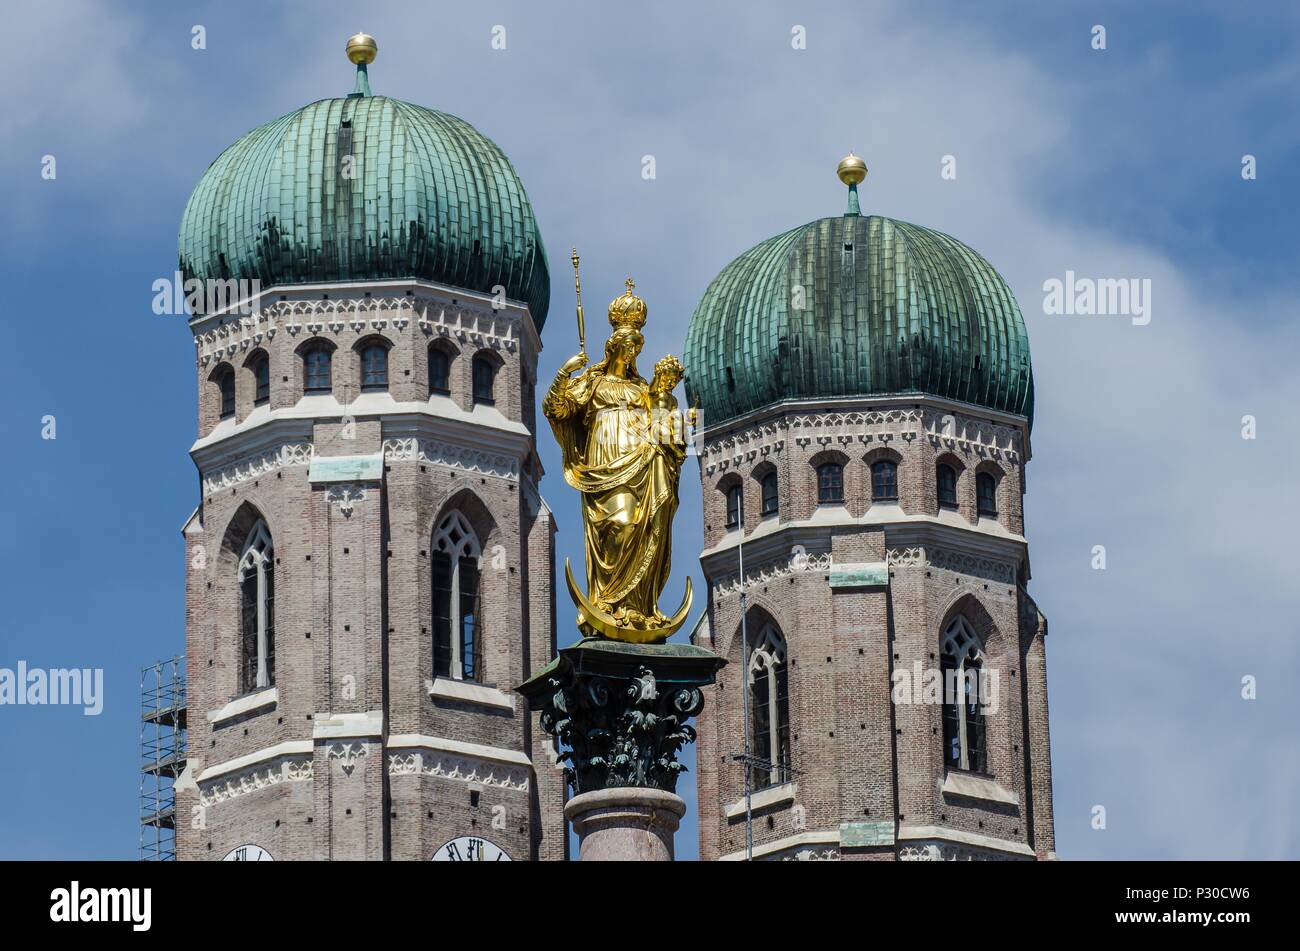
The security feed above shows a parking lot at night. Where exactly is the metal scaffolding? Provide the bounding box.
[140,657,187,861]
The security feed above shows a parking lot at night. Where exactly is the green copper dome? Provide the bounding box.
[179,58,549,326]
[684,208,1033,428]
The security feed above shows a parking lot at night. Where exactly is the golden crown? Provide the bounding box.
[608,277,647,330]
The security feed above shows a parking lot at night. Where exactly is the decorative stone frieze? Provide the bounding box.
[199,756,314,807]
[386,751,531,792]
[382,437,520,481]
[202,443,313,496]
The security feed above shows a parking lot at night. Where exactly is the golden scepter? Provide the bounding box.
[571,247,586,355]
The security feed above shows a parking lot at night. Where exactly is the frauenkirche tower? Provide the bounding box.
[172,35,566,861]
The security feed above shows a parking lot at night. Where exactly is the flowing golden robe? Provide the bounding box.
[544,368,685,627]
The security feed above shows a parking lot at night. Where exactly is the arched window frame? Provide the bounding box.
[238,520,275,693]
[759,470,779,517]
[816,462,844,505]
[976,471,999,518]
[941,616,987,773]
[432,512,483,682]
[358,338,390,393]
[870,459,899,502]
[302,343,333,395]
[428,342,454,396]
[471,353,498,405]
[248,351,270,406]
[216,365,236,419]
[937,462,959,510]
[748,625,791,789]
[725,483,743,529]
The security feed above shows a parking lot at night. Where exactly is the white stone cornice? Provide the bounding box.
[725,782,797,819]
[426,677,517,712]
[312,710,384,740]
[897,824,1036,858]
[383,436,520,481]
[188,278,541,358]
[940,771,1019,806]
[700,511,1025,570]
[386,734,532,791]
[719,829,840,861]
[201,442,313,497]
[207,687,278,725]
[196,740,314,783]
[198,756,314,807]
[884,544,1019,585]
[387,734,532,767]
[386,750,530,791]
[699,396,1029,470]
[189,394,530,458]
[711,549,832,597]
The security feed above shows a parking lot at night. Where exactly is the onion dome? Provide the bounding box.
[178,34,550,326]
[684,154,1032,427]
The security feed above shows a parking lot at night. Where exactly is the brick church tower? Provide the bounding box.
[682,156,1055,861]
[171,36,566,861]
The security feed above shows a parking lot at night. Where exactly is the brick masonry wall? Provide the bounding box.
[178,286,564,862]
[692,397,1054,861]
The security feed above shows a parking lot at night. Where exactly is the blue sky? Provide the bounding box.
[0,0,1296,860]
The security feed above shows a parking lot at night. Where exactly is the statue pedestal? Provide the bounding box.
[518,637,725,861]
[565,787,686,861]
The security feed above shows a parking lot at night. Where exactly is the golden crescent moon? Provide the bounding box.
[564,558,692,644]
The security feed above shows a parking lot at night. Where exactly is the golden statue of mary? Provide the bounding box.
[542,279,693,644]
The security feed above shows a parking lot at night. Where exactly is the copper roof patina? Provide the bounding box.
[179,56,550,326]
[684,201,1033,429]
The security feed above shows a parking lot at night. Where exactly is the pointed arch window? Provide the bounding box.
[749,625,791,789]
[238,520,275,693]
[941,616,987,773]
[432,512,482,682]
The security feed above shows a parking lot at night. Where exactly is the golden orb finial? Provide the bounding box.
[346,33,378,65]
[837,152,868,186]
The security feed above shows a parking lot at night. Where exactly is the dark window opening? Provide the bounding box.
[218,369,235,419]
[458,555,480,681]
[937,463,958,509]
[871,460,898,501]
[433,551,453,678]
[817,463,844,505]
[977,472,998,517]
[428,347,451,394]
[750,632,792,790]
[725,485,743,529]
[942,626,986,774]
[252,355,270,405]
[760,472,779,517]
[472,356,496,405]
[360,344,388,392]
[305,347,332,394]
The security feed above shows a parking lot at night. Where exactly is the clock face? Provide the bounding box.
[222,844,274,861]
[432,836,510,862]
